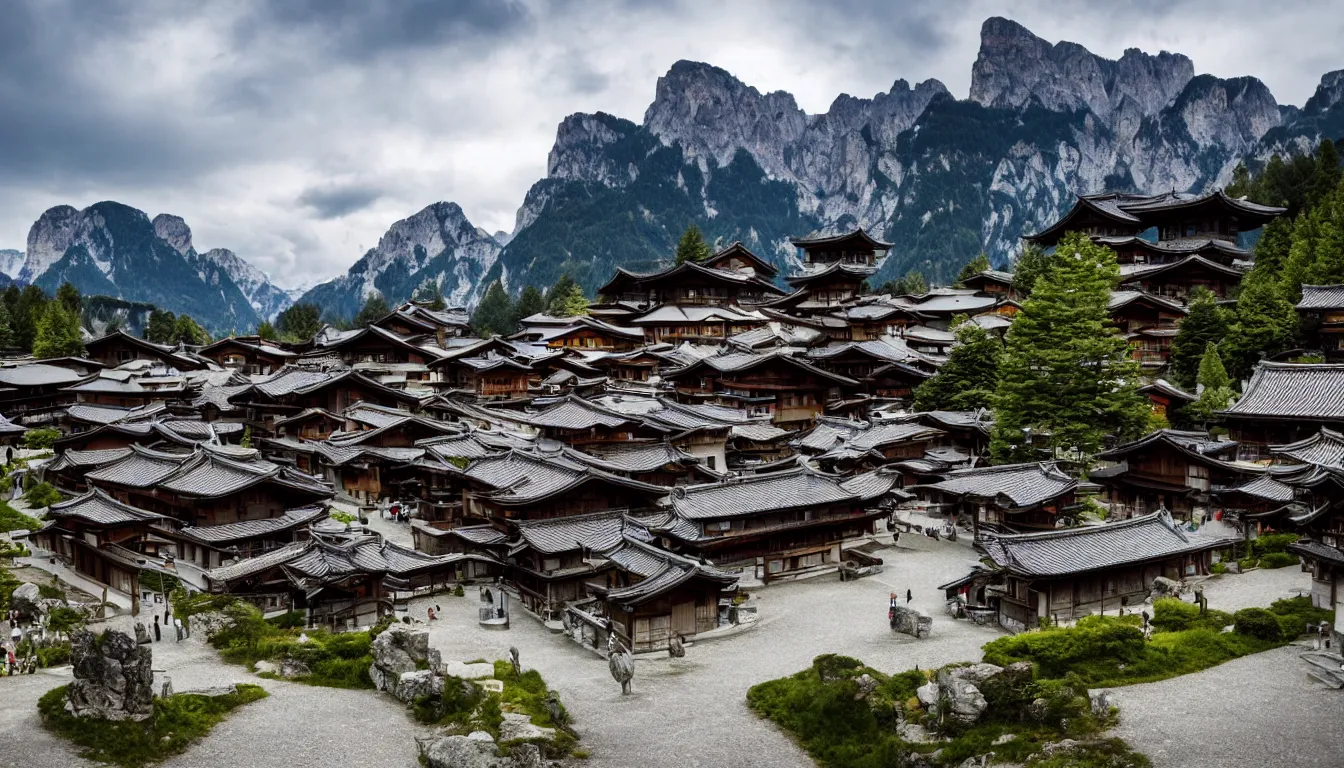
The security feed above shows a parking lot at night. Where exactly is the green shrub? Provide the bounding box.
[1209,562,1227,575]
[1233,608,1283,641]
[1025,738,1152,768]
[453,584,465,597]
[1149,598,1233,634]
[23,481,62,509]
[1237,556,1259,570]
[983,615,1146,680]
[1258,552,1300,569]
[38,683,267,767]
[1251,533,1298,556]
[268,611,305,629]
[23,428,60,450]
[1268,596,1333,638]
[0,502,40,533]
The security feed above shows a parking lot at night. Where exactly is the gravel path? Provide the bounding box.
[1,541,1332,768]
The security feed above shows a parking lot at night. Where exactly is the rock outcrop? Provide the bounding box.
[65,630,155,721]
[890,605,933,639]
[368,623,433,697]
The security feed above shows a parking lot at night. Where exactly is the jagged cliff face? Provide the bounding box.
[149,214,294,321]
[499,16,1344,290]
[0,249,24,280]
[297,202,501,321]
[25,202,262,333]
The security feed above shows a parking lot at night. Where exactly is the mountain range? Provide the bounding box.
[13,17,1344,325]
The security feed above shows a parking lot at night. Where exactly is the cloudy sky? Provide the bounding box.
[1,0,1339,289]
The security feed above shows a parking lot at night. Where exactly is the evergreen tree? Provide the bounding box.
[1190,342,1238,425]
[1307,139,1342,208]
[1220,271,1298,383]
[256,321,278,340]
[955,253,992,286]
[172,315,210,345]
[412,282,447,311]
[32,301,84,359]
[276,303,322,341]
[912,318,1002,411]
[674,225,712,265]
[1251,217,1293,281]
[144,309,177,344]
[353,294,390,328]
[56,282,81,317]
[1281,174,1344,299]
[14,285,47,351]
[511,284,546,325]
[878,271,927,296]
[991,233,1148,463]
[0,301,16,349]
[1168,287,1230,390]
[471,280,514,337]
[546,274,588,317]
[1011,243,1054,298]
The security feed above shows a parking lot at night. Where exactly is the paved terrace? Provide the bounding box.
[2,533,1340,768]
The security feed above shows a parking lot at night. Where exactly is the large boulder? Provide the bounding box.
[890,605,933,639]
[419,734,501,768]
[499,712,555,742]
[12,582,40,604]
[943,679,988,725]
[395,669,444,704]
[188,611,237,641]
[64,630,154,721]
[915,681,940,708]
[369,624,430,694]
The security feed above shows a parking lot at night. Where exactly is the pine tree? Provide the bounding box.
[276,303,322,341]
[353,294,390,328]
[144,309,177,344]
[413,282,447,311]
[471,280,514,337]
[955,253,992,286]
[991,232,1148,463]
[56,282,81,317]
[878,271,927,296]
[511,285,546,325]
[1220,272,1298,383]
[1251,218,1293,281]
[32,301,84,359]
[1168,287,1230,390]
[0,301,16,349]
[172,315,210,345]
[257,321,278,340]
[1307,139,1342,208]
[1190,342,1238,425]
[1011,243,1054,298]
[674,225,712,265]
[14,285,47,351]
[912,318,1002,411]
[546,274,588,317]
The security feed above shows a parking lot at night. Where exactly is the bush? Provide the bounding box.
[38,683,267,767]
[983,615,1146,680]
[1149,598,1233,634]
[1258,552,1300,569]
[1268,596,1333,638]
[23,428,60,450]
[23,481,62,509]
[1251,533,1298,556]
[1233,608,1283,641]
[1209,562,1228,575]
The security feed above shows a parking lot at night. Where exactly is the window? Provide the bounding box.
[706,456,715,470]
[542,558,560,572]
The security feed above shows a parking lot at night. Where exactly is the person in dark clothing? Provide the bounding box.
[153,616,161,642]
[906,589,912,604]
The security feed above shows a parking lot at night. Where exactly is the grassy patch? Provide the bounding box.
[38,683,267,767]
[170,592,377,689]
[983,597,1333,687]
[0,501,40,532]
[24,481,63,509]
[413,661,578,759]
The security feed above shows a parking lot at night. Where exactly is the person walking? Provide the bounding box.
[906,589,912,604]
[153,616,161,642]
[174,618,183,643]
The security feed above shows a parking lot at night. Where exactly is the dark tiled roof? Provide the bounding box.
[84,445,191,488]
[1223,363,1344,421]
[569,441,700,473]
[916,462,1076,509]
[1225,474,1297,503]
[178,506,327,545]
[839,467,914,502]
[47,488,164,526]
[982,510,1236,578]
[1271,428,1344,468]
[1297,284,1344,311]
[670,467,856,520]
[1288,539,1344,567]
[513,509,630,554]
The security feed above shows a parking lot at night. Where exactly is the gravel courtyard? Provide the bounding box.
[2,531,1340,768]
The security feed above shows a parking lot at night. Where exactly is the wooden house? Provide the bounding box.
[84,330,208,370]
[1296,285,1344,362]
[912,462,1078,537]
[948,510,1235,633]
[1091,430,1258,522]
[1221,363,1344,461]
[460,450,667,522]
[198,336,297,376]
[662,351,858,429]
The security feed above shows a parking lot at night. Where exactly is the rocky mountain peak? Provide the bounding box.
[971,16,1192,122]
[24,204,87,283]
[643,59,807,175]
[1302,70,1344,115]
[547,112,637,183]
[151,214,193,256]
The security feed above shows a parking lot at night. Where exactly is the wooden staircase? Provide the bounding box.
[1300,652,1344,689]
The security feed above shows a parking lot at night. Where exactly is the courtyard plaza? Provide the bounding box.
[1,528,1340,768]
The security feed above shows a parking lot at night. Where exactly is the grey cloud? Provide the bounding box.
[297,184,384,219]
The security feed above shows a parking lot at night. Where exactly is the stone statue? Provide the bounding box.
[607,633,634,695]
[668,634,685,658]
[134,622,151,646]
[160,675,173,699]
[1194,585,1208,614]
[545,689,569,730]
[509,646,521,676]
